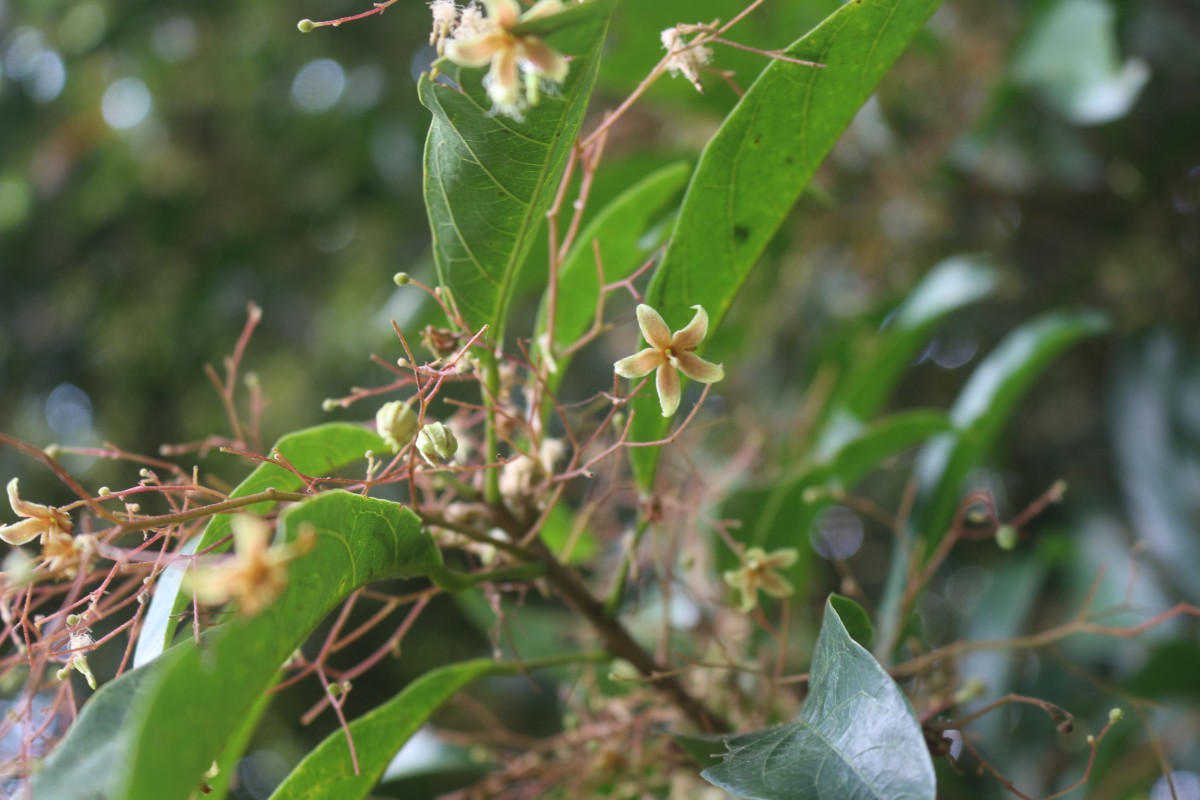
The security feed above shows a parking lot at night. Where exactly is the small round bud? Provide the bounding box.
[1049,479,1068,502]
[393,272,411,286]
[416,422,458,466]
[126,503,141,514]
[244,372,259,388]
[1108,707,1123,723]
[376,400,419,452]
[139,468,152,479]
[66,614,81,626]
[322,399,340,412]
[995,525,1018,551]
[298,18,315,33]
[45,444,62,458]
[1087,734,1096,746]
[98,487,111,497]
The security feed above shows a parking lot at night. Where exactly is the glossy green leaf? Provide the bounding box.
[271,654,591,800]
[627,0,946,486]
[134,422,387,667]
[827,255,999,421]
[34,491,440,800]
[420,0,614,338]
[701,597,935,799]
[536,160,690,389]
[911,310,1109,546]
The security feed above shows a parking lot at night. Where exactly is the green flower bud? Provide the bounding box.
[297,18,315,33]
[1108,707,1123,723]
[393,272,411,286]
[995,525,1018,550]
[416,422,458,466]
[376,401,419,452]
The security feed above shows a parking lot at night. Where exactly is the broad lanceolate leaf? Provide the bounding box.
[34,492,440,800]
[421,0,614,340]
[702,597,935,799]
[628,0,946,486]
[134,422,386,667]
[270,654,591,800]
[536,161,690,393]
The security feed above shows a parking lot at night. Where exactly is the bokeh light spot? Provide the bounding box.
[102,77,153,129]
[291,58,345,113]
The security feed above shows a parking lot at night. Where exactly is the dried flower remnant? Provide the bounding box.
[56,628,98,690]
[613,304,725,417]
[429,0,459,54]
[661,27,713,93]
[442,0,570,119]
[188,515,314,617]
[723,547,798,613]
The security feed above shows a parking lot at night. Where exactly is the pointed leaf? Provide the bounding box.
[627,0,946,486]
[34,491,440,800]
[134,423,387,667]
[702,596,934,799]
[421,0,614,338]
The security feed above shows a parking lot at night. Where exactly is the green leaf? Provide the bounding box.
[827,594,873,649]
[701,596,935,799]
[627,0,946,486]
[536,160,690,389]
[35,491,440,800]
[420,0,614,339]
[828,255,999,421]
[270,654,592,800]
[911,310,1110,546]
[134,423,386,667]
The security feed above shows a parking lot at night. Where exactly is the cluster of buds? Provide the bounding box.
[432,0,571,120]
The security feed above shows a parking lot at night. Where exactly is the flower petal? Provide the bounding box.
[671,304,709,350]
[759,570,794,599]
[656,364,681,417]
[483,0,521,28]
[635,304,672,349]
[521,0,565,22]
[486,44,521,108]
[674,351,724,384]
[0,518,46,546]
[444,32,507,68]
[519,37,568,83]
[231,515,271,558]
[765,548,799,569]
[614,348,664,379]
[7,478,52,520]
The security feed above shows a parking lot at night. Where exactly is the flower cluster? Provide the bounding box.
[434,0,571,119]
[0,478,94,579]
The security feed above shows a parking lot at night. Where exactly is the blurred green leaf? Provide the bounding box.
[1011,0,1149,126]
[911,310,1109,546]
[1124,639,1200,702]
[628,0,946,486]
[35,491,439,800]
[827,255,999,421]
[270,655,590,800]
[420,0,614,338]
[134,423,387,667]
[828,594,874,649]
[701,596,935,799]
[536,160,690,390]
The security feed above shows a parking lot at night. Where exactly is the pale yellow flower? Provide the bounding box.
[444,0,569,118]
[723,547,798,613]
[188,515,313,617]
[613,304,724,417]
[0,478,73,546]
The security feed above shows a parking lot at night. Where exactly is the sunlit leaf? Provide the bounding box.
[34,492,440,800]
[134,423,387,667]
[701,596,935,799]
[627,0,946,486]
[420,0,614,338]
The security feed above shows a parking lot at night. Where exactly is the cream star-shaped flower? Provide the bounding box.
[613,304,725,417]
[443,0,569,118]
[723,546,798,613]
[0,478,73,546]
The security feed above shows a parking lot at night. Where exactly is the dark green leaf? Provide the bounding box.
[34,491,440,800]
[134,423,387,667]
[828,594,873,649]
[420,0,614,338]
[627,0,946,486]
[701,597,935,799]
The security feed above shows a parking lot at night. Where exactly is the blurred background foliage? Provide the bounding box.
[2,0,1199,796]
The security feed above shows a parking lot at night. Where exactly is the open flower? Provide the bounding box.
[188,515,313,617]
[0,478,73,546]
[723,547,798,613]
[443,0,569,119]
[661,28,713,93]
[613,304,725,417]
